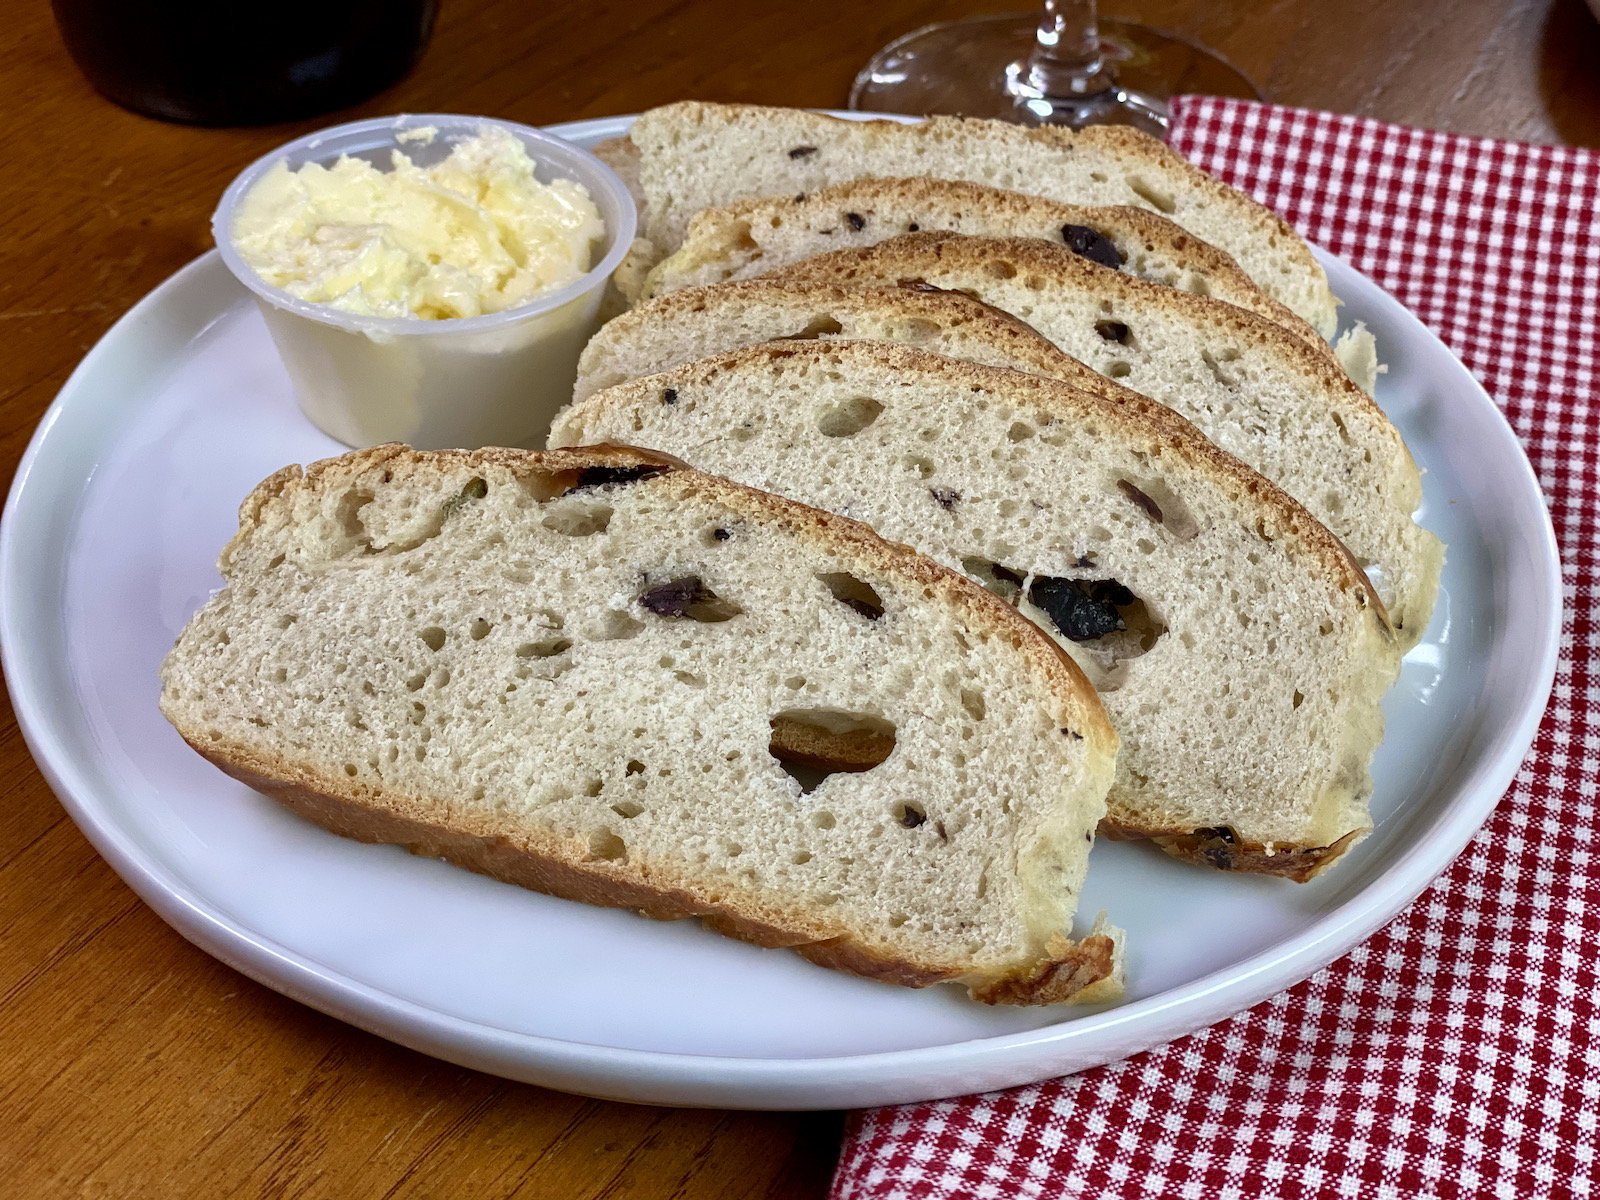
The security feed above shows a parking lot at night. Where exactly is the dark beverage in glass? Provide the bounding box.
[52,0,438,126]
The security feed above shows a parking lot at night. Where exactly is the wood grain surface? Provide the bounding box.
[3,0,1595,1195]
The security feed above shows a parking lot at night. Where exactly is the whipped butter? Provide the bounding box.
[231,125,606,320]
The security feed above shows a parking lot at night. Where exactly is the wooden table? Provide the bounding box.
[4,0,1595,1194]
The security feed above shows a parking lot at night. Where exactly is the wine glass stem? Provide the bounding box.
[1028,0,1111,97]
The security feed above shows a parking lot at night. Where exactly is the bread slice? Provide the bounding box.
[771,233,1443,651]
[552,344,1402,879]
[638,177,1361,372]
[575,279,1151,404]
[159,443,1124,1005]
[614,102,1339,339]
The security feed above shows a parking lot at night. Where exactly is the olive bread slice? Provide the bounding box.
[159,444,1122,1005]
[552,345,1403,879]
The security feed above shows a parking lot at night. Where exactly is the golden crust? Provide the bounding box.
[683,177,1334,364]
[630,102,1332,325]
[1101,821,1366,883]
[773,230,1396,449]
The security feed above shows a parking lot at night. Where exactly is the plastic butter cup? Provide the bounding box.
[213,114,636,451]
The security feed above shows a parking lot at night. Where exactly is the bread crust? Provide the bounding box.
[173,442,1122,1005]
[624,102,1337,334]
[577,277,1221,425]
[774,231,1398,455]
[651,176,1335,366]
[188,707,1116,1004]
[1101,821,1365,883]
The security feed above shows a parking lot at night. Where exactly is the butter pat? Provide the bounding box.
[232,125,606,320]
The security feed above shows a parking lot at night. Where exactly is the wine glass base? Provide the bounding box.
[849,13,1262,133]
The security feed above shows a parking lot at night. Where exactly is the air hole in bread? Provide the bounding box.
[337,488,375,547]
[1096,320,1131,345]
[1293,691,1305,710]
[816,395,884,437]
[267,554,286,570]
[470,619,492,641]
[791,850,812,865]
[729,425,757,442]
[582,608,644,641]
[675,670,707,687]
[817,572,884,620]
[1202,347,1243,388]
[894,317,942,344]
[895,802,927,828]
[638,576,742,622]
[785,675,806,690]
[1126,175,1178,214]
[587,829,627,862]
[961,557,1024,604]
[1007,422,1035,442]
[904,454,935,478]
[541,499,613,537]
[1025,577,1166,690]
[419,626,446,651]
[518,637,572,659]
[985,260,1018,280]
[1105,361,1132,379]
[777,314,844,340]
[769,709,897,794]
[562,465,667,495]
[960,688,987,721]
[811,810,837,829]
[1121,477,1199,540]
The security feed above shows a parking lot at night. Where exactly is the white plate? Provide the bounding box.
[0,116,1560,1111]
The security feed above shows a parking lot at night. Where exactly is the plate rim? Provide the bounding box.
[0,115,1563,1110]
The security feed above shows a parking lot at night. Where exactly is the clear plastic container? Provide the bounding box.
[213,114,636,450]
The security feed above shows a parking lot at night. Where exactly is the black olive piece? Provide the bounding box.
[907,222,920,231]
[1192,825,1240,870]
[662,388,678,405]
[566,464,668,493]
[1095,320,1130,344]
[846,212,865,231]
[1117,479,1164,524]
[1061,224,1125,270]
[1061,728,1083,739]
[1084,578,1135,608]
[899,805,926,829]
[711,527,732,541]
[1028,575,1125,642]
[1074,554,1095,568]
[638,575,741,622]
[991,563,1026,586]
[789,146,818,159]
[930,487,961,510]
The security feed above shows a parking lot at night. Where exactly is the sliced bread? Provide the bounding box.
[159,443,1123,1005]
[551,344,1403,879]
[615,102,1339,338]
[638,177,1355,373]
[575,279,1152,404]
[771,233,1443,650]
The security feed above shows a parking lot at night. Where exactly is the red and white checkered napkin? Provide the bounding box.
[831,97,1598,1200]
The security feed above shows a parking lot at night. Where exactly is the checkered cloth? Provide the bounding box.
[830,98,1597,1200]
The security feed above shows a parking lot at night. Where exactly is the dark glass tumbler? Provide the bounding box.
[52,0,438,127]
